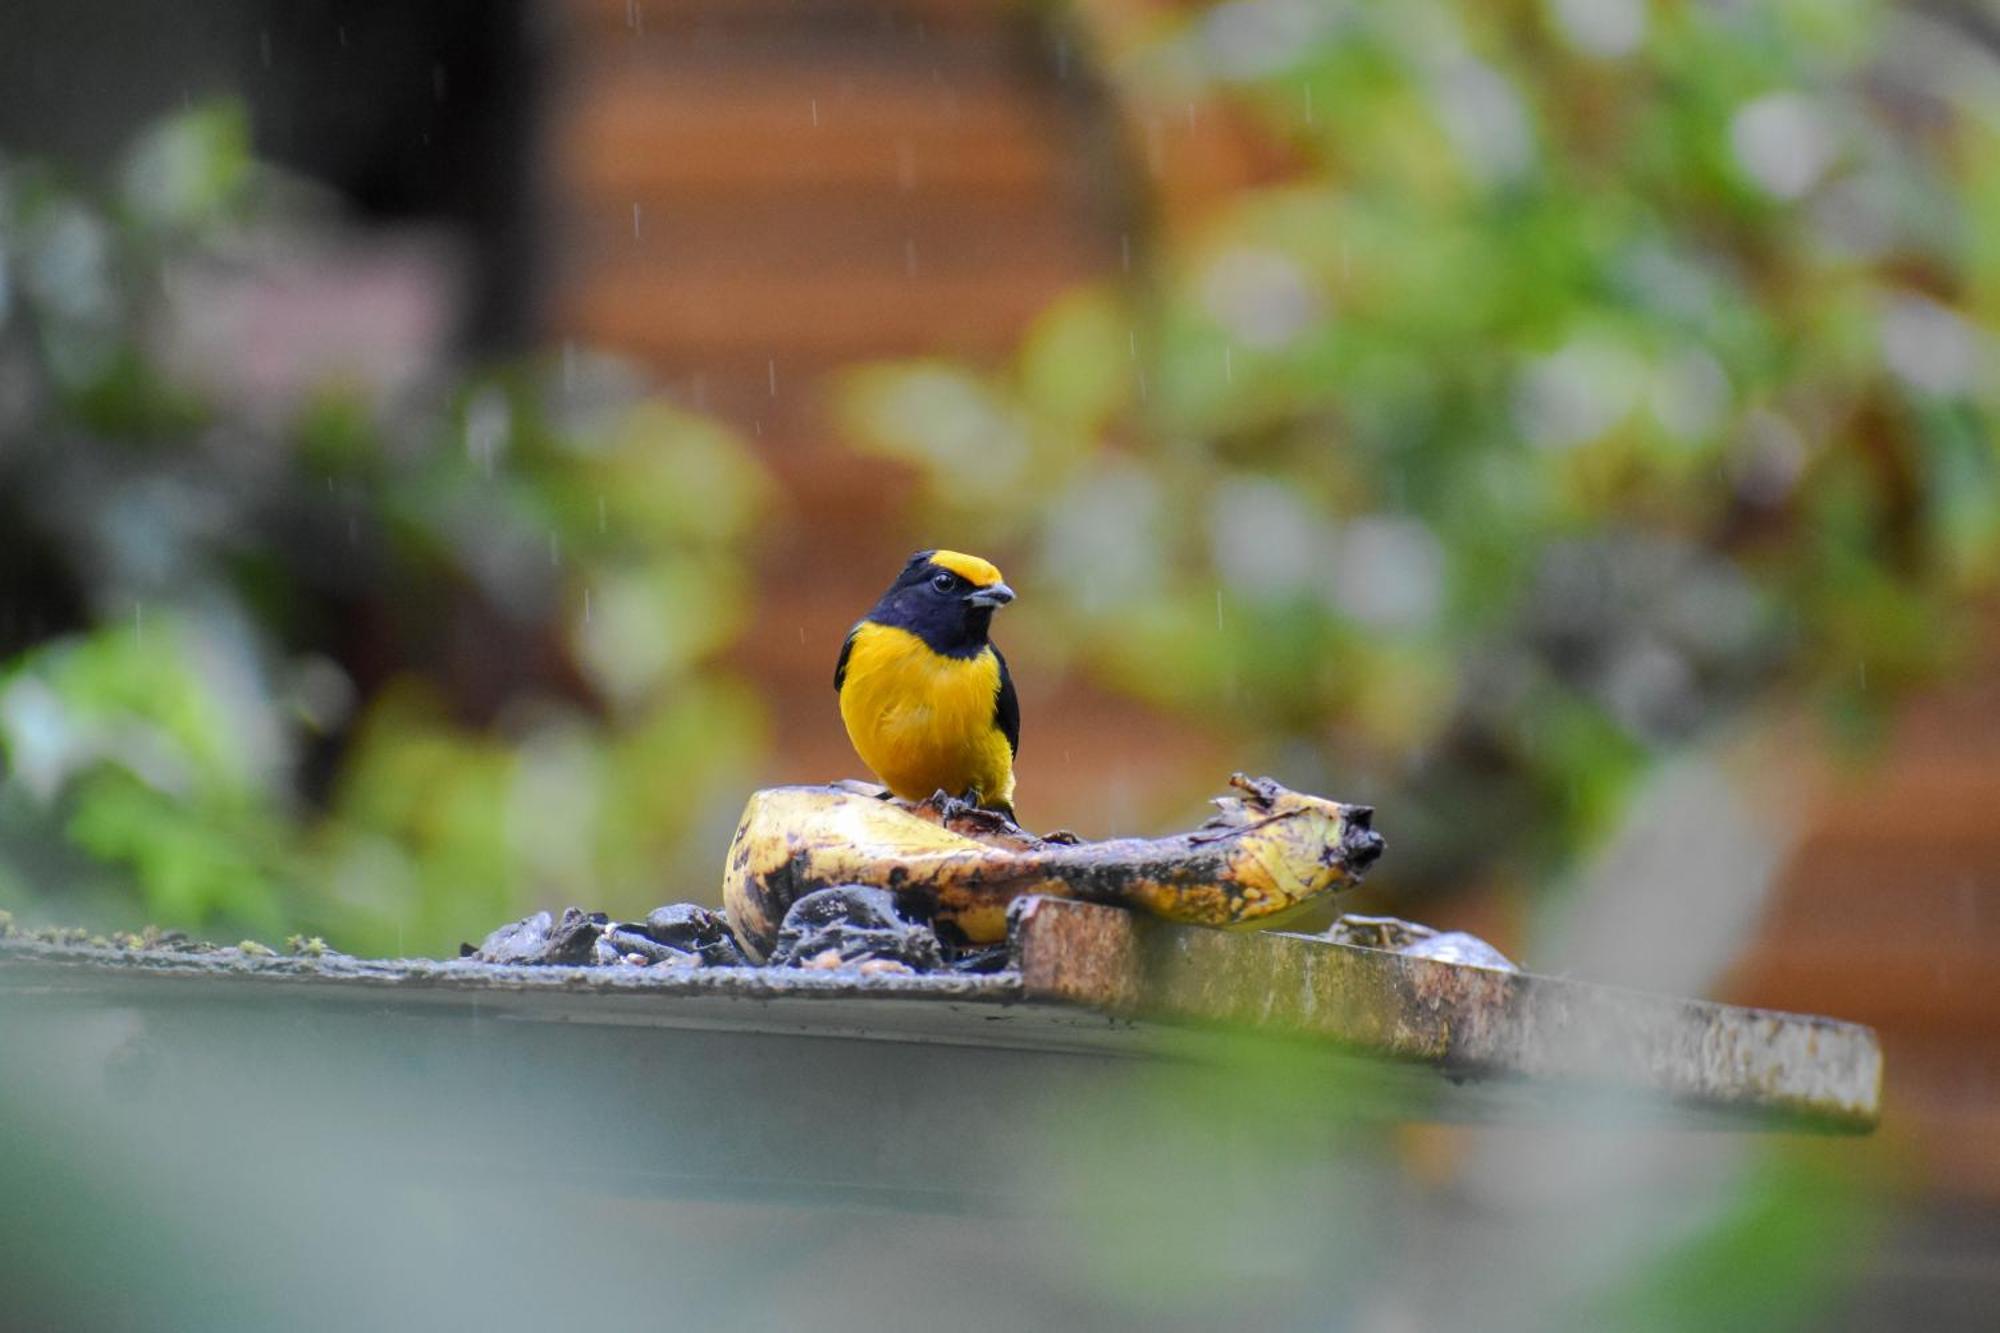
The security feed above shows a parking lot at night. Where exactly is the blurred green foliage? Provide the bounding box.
[843,0,2000,892]
[0,104,772,953]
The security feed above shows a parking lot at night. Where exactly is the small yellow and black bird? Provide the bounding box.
[835,549,1019,818]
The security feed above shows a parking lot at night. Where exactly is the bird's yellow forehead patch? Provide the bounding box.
[927,550,1004,588]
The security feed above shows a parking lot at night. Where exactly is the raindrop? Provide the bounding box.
[811,98,820,127]
[338,25,348,48]
[584,588,593,623]
[1224,346,1233,384]
[466,386,510,475]
[1129,328,1137,360]
[798,626,806,645]
[768,358,779,397]
[632,203,642,241]
[432,63,447,104]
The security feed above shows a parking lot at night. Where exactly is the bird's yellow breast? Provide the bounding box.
[838,622,1015,808]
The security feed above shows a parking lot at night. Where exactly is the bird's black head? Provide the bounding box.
[864,549,1015,657]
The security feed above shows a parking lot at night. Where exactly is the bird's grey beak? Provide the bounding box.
[965,583,1015,609]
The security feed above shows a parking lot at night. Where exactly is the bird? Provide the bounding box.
[835,549,1019,819]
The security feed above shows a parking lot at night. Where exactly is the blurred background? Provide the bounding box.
[2,0,1997,1326]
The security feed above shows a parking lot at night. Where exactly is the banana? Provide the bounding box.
[723,773,1384,961]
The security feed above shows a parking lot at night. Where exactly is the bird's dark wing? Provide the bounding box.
[992,646,1020,757]
[834,628,856,693]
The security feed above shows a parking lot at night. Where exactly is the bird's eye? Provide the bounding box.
[930,572,956,593]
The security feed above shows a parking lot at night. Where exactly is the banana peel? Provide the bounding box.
[723,773,1385,961]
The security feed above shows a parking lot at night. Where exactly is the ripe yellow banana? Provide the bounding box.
[723,773,1384,960]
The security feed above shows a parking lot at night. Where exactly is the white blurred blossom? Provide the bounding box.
[1198,247,1323,349]
[1514,337,1647,449]
[1649,349,1731,445]
[1326,516,1446,630]
[23,203,113,323]
[1882,293,1985,397]
[1433,58,1535,185]
[1201,0,1341,79]
[1546,0,1647,58]
[1730,93,1837,200]
[1208,475,1327,598]
[1730,409,1809,507]
[1039,462,1167,614]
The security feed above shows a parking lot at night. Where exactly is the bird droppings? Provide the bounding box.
[453,892,1003,976]
[768,886,947,972]
[467,904,747,970]
[1307,914,1520,972]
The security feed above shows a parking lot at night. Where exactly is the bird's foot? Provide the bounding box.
[921,789,1027,840]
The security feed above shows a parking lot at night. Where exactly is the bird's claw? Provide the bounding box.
[920,788,1025,838]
